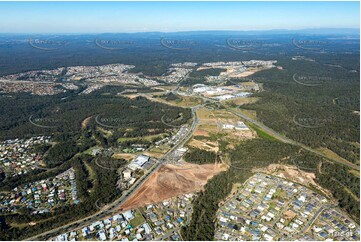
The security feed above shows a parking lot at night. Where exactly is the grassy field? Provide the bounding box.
[112,153,136,161]
[196,108,215,120]
[174,95,204,107]
[97,127,113,138]
[83,146,102,156]
[147,144,171,157]
[130,209,146,228]
[159,94,205,107]
[192,107,256,151]
[248,123,277,141]
[83,161,96,183]
[224,96,259,106]
[349,169,360,177]
[343,187,360,202]
[237,108,258,120]
[117,133,167,143]
[317,147,356,165]
[197,107,238,121]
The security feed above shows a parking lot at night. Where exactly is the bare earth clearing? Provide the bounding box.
[119,162,227,210]
[253,164,333,199]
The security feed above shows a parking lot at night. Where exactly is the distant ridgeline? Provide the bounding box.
[0,31,358,77]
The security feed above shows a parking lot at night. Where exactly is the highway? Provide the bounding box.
[226,108,360,171]
[25,90,357,240]
[25,106,199,241]
[194,93,359,171]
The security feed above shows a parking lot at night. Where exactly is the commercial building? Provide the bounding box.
[128,155,150,171]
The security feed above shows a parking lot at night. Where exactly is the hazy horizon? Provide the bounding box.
[0,1,359,34]
[0,27,359,36]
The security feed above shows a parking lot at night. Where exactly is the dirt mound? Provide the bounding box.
[119,162,227,210]
[157,171,196,191]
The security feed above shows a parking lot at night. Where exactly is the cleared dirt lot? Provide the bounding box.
[191,107,256,151]
[119,162,227,210]
[253,164,333,199]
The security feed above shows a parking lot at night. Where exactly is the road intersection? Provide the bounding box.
[25,90,357,240]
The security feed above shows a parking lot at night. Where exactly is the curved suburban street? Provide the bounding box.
[25,92,358,241]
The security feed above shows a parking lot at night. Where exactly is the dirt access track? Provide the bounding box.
[119,162,227,210]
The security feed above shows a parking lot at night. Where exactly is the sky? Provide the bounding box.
[0,1,359,34]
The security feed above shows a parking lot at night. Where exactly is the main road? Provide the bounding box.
[226,107,360,171]
[25,106,199,241]
[196,94,359,171]
[25,90,357,240]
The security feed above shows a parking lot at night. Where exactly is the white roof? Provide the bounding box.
[56,234,68,241]
[129,155,149,169]
[143,223,152,234]
[99,231,107,241]
[215,94,235,100]
[113,214,123,220]
[122,210,134,221]
[222,234,230,240]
